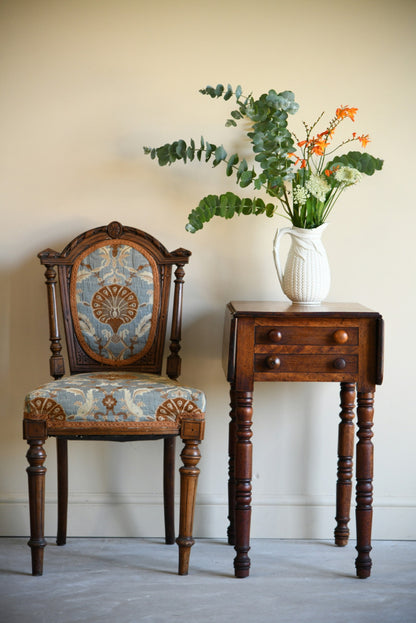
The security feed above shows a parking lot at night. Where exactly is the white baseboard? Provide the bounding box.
[1,493,415,540]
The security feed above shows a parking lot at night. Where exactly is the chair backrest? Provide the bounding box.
[38,221,191,379]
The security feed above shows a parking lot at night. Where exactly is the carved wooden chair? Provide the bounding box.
[23,221,206,576]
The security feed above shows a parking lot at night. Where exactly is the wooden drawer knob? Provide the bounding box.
[333,358,347,370]
[268,330,282,343]
[266,356,281,369]
[333,329,349,344]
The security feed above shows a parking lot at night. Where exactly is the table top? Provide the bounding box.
[227,301,381,318]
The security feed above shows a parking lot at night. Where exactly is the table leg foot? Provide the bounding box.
[356,549,372,579]
[234,547,251,578]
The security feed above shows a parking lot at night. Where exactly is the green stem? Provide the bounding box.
[324,137,358,157]
[321,184,345,221]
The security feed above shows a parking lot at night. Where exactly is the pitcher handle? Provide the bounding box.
[273,227,292,288]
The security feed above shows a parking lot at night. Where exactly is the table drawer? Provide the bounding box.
[255,325,359,347]
[254,353,358,375]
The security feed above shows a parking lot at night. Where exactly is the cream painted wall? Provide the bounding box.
[1,0,415,541]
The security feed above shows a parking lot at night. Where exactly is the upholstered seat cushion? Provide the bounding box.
[24,372,206,433]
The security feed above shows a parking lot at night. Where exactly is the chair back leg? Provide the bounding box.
[56,438,68,545]
[163,437,176,544]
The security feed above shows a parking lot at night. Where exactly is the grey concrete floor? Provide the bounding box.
[1,538,415,623]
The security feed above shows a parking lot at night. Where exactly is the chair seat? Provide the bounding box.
[24,372,206,434]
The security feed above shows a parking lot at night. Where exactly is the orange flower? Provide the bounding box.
[311,138,329,156]
[297,140,309,148]
[336,105,358,121]
[288,152,307,168]
[357,134,370,148]
[288,152,300,164]
[325,165,339,176]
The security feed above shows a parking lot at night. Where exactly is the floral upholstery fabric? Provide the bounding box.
[71,243,157,365]
[24,372,206,431]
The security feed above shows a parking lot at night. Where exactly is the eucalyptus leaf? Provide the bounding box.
[224,84,233,101]
[226,153,239,176]
[213,145,227,166]
[239,170,255,188]
[205,142,215,161]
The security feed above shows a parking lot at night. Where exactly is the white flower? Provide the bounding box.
[305,174,331,202]
[334,166,362,185]
[293,185,310,206]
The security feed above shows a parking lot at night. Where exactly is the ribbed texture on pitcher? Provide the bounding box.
[273,224,330,305]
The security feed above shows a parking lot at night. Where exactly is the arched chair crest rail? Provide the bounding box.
[23,221,206,576]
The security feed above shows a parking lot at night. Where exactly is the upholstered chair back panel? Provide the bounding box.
[69,241,158,366]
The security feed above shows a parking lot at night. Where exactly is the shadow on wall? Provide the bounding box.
[2,220,98,492]
[249,379,341,538]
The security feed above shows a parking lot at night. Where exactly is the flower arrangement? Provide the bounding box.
[144,84,383,232]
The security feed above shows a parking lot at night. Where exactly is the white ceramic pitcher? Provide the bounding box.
[273,224,330,305]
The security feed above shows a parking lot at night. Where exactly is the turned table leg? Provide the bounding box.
[355,390,375,579]
[233,389,253,578]
[335,382,356,546]
[26,439,47,576]
[227,384,237,546]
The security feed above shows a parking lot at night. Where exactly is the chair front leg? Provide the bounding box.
[26,439,47,576]
[176,417,204,575]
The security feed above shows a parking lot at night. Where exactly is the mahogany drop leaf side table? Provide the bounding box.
[223,301,384,579]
